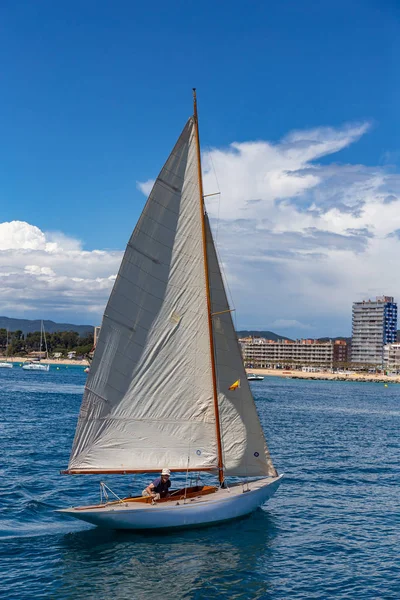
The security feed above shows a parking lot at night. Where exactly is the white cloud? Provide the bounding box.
[4,120,400,335]
[197,121,400,336]
[136,179,155,196]
[0,221,122,322]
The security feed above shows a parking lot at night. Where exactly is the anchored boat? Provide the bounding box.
[22,321,50,371]
[0,329,13,368]
[59,91,282,530]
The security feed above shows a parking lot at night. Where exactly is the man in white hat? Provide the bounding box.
[142,468,172,499]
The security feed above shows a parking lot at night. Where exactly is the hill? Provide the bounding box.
[0,316,94,336]
[236,330,293,341]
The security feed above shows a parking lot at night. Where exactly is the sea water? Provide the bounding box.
[0,366,398,599]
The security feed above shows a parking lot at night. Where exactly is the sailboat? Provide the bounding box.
[0,330,13,368]
[22,321,50,371]
[59,91,283,530]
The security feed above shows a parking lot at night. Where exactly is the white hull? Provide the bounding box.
[0,362,13,368]
[59,475,283,531]
[22,363,50,371]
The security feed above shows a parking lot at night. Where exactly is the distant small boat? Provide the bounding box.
[84,367,90,373]
[247,373,264,381]
[0,330,13,368]
[0,362,13,369]
[22,362,50,372]
[22,321,50,372]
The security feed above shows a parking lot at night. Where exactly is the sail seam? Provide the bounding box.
[117,268,206,298]
[127,243,160,264]
[132,223,199,253]
[157,177,181,193]
[139,214,200,241]
[103,314,136,333]
[144,195,181,216]
[160,152,196,179]
[100,313,211,353]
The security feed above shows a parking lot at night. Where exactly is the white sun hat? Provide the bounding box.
[161,468,171,476]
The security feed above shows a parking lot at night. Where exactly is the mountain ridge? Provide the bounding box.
[0,316,95,336]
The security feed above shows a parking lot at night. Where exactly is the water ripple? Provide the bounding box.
[0,372,399,599]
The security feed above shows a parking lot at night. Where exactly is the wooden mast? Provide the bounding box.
[192,88,224,486]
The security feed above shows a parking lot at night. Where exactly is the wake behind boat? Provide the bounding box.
[59,91,282,531]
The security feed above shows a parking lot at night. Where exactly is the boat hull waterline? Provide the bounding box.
[58,475,283,530]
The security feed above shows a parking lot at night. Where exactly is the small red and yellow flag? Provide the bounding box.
[228,379,240,391]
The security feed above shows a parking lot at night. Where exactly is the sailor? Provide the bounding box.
[142,468,172,499]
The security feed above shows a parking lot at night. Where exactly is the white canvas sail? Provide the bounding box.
[68,118,218,473]
[205,215,278,477]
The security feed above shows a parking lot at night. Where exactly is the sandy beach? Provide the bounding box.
[6,357,90,366]
[246,368,400,383]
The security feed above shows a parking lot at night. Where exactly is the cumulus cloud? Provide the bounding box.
[4,120,400,336]
[0,221,121,321]
[197,121,400,335]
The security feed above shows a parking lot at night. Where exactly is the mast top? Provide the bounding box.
[193,88,198,119]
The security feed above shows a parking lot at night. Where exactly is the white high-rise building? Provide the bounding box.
[351,296,397,366]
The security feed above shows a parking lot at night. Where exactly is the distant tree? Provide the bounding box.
[9,340,25,355]
[73,344,94,357]
[5,328,95,357]
[61,331,80,349]
[0,328,7,349]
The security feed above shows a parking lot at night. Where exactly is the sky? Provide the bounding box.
[0,0,399,337]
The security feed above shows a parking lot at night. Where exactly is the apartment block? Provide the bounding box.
[383,343,400,371]
[239,337,339,368]
[351,296,397,366]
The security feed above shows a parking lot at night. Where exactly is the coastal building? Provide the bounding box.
[333,340,348,365]
[383,343,400,372]
[351,296,397,366]
[239,337,342,369]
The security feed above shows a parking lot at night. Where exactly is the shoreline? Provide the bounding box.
[246,368,400,383]
[2,359,398,381]
[4,357,90,366]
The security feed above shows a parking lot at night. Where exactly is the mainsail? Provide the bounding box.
[67,108,277,479]
[69,118,218,472]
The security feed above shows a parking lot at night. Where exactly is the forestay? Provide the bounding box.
[205,215,278,477]
[68,118,218,472]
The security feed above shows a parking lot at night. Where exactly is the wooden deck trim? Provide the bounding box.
[73,485,218,511]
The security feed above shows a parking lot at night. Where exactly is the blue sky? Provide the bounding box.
[1,1,399,336]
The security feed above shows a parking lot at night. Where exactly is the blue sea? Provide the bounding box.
[0,366,399,599]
